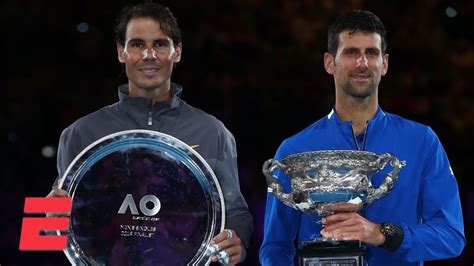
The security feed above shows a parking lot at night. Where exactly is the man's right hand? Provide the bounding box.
[46,188,70,217]
[47,188,69,198]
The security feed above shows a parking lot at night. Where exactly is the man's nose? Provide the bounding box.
[142,47,157,60]
[356,55,368,68]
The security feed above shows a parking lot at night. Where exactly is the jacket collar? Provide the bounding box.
[117,82,182,112]
[327,106,386,150]
[327,106,386,126]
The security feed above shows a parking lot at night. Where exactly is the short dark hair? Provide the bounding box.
[327,10,387,55]
[114,2,182,46]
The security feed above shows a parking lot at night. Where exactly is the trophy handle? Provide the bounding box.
[262,159,292,203]
[366,153,406,204]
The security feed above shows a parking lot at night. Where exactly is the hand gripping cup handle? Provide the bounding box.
[366,152,406,204]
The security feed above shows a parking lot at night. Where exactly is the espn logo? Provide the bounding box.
[19,197,71,251]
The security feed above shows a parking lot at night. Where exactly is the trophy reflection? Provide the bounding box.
[263,150,405,266]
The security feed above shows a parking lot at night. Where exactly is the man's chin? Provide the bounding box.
[344,85,376,99]
[351,93,372,99]
[137,82,165,91]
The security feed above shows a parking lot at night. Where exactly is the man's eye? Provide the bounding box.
[367,50,379,56]
[345,50,357,55]
[155,41,169,48]
[131,43,143,48]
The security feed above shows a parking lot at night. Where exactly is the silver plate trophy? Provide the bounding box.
[263,150,405,266]
[57,130,225,265]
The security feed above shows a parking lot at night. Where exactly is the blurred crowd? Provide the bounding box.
[1,0,473,265]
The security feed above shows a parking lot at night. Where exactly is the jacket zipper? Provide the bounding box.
[148,101,154,126]
[351,121,369,151]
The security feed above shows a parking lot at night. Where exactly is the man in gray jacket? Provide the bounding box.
[48,2,253,264]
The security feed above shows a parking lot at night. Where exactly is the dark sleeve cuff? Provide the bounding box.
[379,223,404,251]
[226,212,253,249]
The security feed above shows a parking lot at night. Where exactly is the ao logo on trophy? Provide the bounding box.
[118,194,161,216]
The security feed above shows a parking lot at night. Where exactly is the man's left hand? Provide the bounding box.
[321,212,385,246]
[210,229,242,265]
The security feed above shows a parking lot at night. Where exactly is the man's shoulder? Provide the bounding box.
[383,111,430,132]
[61,102,121,136]
[284,116,329,143]
[276,115,329,156]
[175,100,235,159]
[180,100,227,131]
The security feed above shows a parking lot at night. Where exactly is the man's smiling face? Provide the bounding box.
[117,17,181,94]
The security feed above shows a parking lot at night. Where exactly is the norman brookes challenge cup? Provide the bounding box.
[262,150,405,266]
[57,130,225,265]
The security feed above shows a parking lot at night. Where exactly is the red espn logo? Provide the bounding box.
[19,197,71,251]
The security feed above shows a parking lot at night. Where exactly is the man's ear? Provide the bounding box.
[117,43,126,63]
[382,53,389,76]
[324,52,335,75]
[173,43,182,63]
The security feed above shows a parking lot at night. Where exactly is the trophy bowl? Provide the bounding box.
[263,150,405,264]
[263,150,405,217]
[58,130,225,265]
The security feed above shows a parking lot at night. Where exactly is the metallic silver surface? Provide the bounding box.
[263,150,405,216]
[216,249,230,264]
[205,244,220,256]
[59,130,225,265]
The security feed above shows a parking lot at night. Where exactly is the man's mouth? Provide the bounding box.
[351,73,370,81]
[138,66,160,77]
[139,67,159,73]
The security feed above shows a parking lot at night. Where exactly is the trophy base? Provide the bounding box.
[298,239,366,266]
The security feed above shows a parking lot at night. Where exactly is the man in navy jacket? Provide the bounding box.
[260,10,465,265]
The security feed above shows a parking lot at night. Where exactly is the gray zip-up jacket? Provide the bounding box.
[55,83,253,254]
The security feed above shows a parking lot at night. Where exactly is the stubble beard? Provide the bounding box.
[341,81,377,99]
